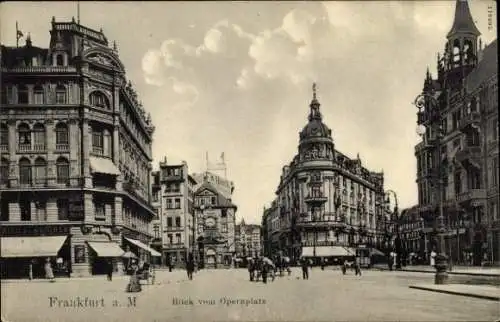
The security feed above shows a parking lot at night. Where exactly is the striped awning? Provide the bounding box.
[89,156,121,176]
[301,246,354,257]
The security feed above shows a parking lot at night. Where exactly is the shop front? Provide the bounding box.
[86,241,125,275]
[122,237,161,267]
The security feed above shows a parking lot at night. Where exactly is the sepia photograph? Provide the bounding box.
[0,1,498,321]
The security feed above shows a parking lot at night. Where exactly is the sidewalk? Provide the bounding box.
[409,284,500,301]
[373,264,500,277]
[1,269,188,284]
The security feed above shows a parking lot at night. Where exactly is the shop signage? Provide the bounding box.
[0,225,71,237]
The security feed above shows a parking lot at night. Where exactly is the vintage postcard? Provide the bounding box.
[0,1,498,321]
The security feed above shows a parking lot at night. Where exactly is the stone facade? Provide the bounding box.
[0,18,156,278]
[262,85,386,263]
[413,0,499,265]
[235,219,261,258]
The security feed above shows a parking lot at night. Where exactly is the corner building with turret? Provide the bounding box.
[0,18,157,278]
[264,86,387,264]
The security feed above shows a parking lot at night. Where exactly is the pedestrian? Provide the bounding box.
[248,259,255,281]
[261,261,268,284]
[354,256,362,276]
[106,259,113,281]
[186,253,195,280]
[28,261,33,280]
[44,257,55,282]
[320,257,326,271]
[430,250,436,268]
[388,252,394,271]
[342,259,348,275]
[168,257,173,272]
[301,257,309,280]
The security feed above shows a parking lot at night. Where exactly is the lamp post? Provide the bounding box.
[414,92,448,284]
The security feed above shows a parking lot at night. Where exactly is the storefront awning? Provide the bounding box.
[87,242,124,257]
[89,156,121,176]
[1,236,67,258]
[124,237,161,257]
[301,246,354,257]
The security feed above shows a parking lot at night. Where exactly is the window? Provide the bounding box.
[34,157,47,185]
[167,234,173,244]
[18,123,31,150]
[56,157,70,185]
[0,158,8,184]
[174,198,181,209]
[167,217,172,227]
[211,196,216,205]
[92,128,103,155]
[17,85,28,104]
[166,198,172,209]
[1,199,9,221]
[55,85,66,104]
[175,217,181,227]
[103,129,111,157]
[57,199,69,220]
[89,91,110,109]
[33,123,46,151]
[35,201,47,221]
[94,200,105,219]
[0,123,8,150]
[55,123,69,150]
[221,223,228,233]
[221,209,227,217]
[175,233,181,244]
[55,54,64,66]
[454,171,462,195]
[19,158,31,185]
[33,85,44,104]
[19,199,31,221]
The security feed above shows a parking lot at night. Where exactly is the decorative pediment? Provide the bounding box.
[84,49,125,72]
[198,189,215,196]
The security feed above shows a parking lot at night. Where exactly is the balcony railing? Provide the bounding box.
[33,144,46,151]
[304,194,328,205]
[92,147,104,155]
[302,240,340,247]
[17,144,47,152]
[165,226,183,232]
[164,243,185,249]
[0,145,7,152]
[55,144,70,151]
[18,144,31,152]
[162,174,183,182]
[122,181,148,203]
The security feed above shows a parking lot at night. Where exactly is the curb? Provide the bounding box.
[374,268,500,278]
[409,285,500,301]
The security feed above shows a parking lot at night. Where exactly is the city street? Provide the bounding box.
[1,268,498,322]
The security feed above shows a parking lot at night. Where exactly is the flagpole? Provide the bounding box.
[205,151,209,172]
[77,1,80,24]
[16,21,19,48]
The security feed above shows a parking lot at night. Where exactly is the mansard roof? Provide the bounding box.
[466,39,498,93]
[195,181,237,209]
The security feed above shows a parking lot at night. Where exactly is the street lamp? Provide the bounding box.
[414,92,448,284]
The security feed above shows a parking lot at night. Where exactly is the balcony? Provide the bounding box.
[459,111,481,133]
[122,181,148,203]
[455,145,482,169]
[164,243,185,249]
[302,240,338,247]
[55,144,70,151]
[0,145,7,152]
[162,174,184,182]
[457,189,487,206]
[304,194,328,205]
[164,226,183,232]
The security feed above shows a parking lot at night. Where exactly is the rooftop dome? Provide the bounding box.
[299,83,333,141]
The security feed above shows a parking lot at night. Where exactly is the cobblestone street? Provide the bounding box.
[2,268,498,322]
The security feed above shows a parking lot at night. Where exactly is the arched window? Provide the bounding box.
[56,54,64,67]
[89,91,110,109]
[0,123,8,151]
[55,122,69,150]
[55,85,67,104]
[18,123,31,150]
[0,158,9,185]
[56,157,70,185]
[103,129,111,157]
[33,85,44,104]
[33,123,46,151]
[17,85,29,104]
[34,157,47,185]
[19,157,31,185]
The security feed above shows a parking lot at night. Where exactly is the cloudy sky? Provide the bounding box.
[1,1,497,224]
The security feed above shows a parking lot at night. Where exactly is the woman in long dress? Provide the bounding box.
[44,258,55,281]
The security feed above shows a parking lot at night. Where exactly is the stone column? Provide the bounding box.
[8,120,18,187]
[114,196,123,226]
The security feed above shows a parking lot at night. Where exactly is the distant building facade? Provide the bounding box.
[235,218,261,258]
[194,172,237,268]
[0,18,157,278]
[414,0,498,265]
[152,158,197,267]
[262,86,387,263]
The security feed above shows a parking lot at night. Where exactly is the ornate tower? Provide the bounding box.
[443,0,481,90]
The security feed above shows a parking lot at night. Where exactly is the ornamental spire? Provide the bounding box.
[447,0,481,39]
[309,82,322,121]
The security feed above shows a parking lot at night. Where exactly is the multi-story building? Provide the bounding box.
[0,18,158,278]
[194,171,237,268]
[264,85,386,263]
[414,0,498,266]
[150,170,162,262]
[235,218,261,258]
[153,158,197,267]
[398,206,425,260]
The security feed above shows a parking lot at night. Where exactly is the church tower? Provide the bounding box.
[443,0,481,90]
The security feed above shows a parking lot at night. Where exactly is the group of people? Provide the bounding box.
[247,256,293,284]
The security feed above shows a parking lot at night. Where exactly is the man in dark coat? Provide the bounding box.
[248,259,255,281]
[301,257,309,280]
[186,254,195,280]
[107,259,113,281]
